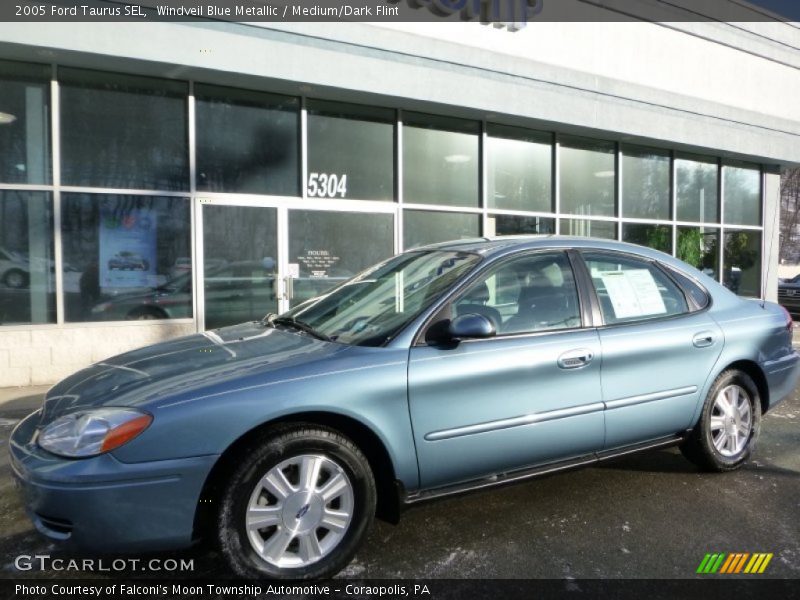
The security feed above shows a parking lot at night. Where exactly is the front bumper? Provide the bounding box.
[9,410,218,552]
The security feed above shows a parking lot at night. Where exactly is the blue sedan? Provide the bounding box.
[10,237,800,579]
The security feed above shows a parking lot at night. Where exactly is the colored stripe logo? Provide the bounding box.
[697,553,773,574]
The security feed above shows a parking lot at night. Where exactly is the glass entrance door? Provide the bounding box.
[200,203,279,330]
[286,209,394,308]
[197,199,396,330]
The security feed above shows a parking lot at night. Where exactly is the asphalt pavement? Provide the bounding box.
[0,382,798,580]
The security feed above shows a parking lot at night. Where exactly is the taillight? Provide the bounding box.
[779,305,794,332]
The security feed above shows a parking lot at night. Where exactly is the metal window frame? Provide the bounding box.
[0,63,771,331]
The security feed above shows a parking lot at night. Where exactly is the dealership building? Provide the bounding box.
[0,4,798,387]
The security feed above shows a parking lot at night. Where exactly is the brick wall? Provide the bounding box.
[0,323,195,388]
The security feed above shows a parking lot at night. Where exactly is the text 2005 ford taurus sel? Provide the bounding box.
[10,237,800,579]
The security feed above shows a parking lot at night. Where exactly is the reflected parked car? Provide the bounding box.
[0,247,31,288]
[0,246,80,290]
[169,257,228,280]
[90,260,276,324]
[10,237,800,580]
[169,256,192,279]
[778,273,800,317]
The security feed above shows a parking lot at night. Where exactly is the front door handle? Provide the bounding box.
[557,348,594,369]
[692,331,715,348]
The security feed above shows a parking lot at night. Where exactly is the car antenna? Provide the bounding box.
[762,174,782,308]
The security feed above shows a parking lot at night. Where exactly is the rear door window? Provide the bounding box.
[581,252,689,324]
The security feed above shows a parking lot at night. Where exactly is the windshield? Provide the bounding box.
[279,250,481,346]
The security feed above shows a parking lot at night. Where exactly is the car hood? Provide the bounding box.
[40,321,348,424]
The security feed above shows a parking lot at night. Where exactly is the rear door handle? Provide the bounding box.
[557,348,594,369]
[692,331,715,348]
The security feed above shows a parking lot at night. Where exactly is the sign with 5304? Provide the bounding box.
[307,173,347,199]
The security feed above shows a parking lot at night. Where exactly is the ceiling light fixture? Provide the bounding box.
[0,112,17,125]
[444,154,471,164]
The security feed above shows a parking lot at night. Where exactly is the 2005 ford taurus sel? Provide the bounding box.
[10,237,800,579]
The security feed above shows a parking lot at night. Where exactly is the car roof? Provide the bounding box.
[407,234,741,313]
[413,235,670,262]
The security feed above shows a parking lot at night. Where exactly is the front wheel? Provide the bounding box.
[680,369,761,472]
[217,425,376,579]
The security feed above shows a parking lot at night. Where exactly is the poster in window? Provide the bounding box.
[599,269,666,319]
[99,207,157,289]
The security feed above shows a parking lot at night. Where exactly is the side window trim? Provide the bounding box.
[567,248,600,328]
[577,249,692,328]
[656,262,712,313]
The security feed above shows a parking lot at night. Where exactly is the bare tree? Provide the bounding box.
[780,167,800,263]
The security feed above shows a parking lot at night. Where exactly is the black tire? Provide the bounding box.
[680,369,761,472]
[127,307,167,320]
[3,269,29,289]
[217,424,375,580]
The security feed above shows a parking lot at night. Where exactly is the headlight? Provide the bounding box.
[38,408,152,458]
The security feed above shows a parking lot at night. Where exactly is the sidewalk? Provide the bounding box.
[0,385,49,410]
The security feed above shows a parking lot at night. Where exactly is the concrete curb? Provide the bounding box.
[0,385,49,408]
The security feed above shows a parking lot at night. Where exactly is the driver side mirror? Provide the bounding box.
[448,313,496,340]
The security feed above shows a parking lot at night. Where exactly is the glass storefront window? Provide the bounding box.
[0,191,55,324]
[196,85,299,196]
[489,215,555,236]
[202,205,278,329]
[60,69,188,191]
[307,101,394,201]
[677,226,719,280]
[723,164,761,226]
[676,155,718,223]
[289,210,394,306]
[621,146,670,220]
[622,223,672,254]
[0,61,50,185]
[61,194,191,322]
[487,125,551,212]
[402,113,479,207]
[559,137,615,217]
[723,229,762,297]
[403,210,481,249]
[560,218,616,240]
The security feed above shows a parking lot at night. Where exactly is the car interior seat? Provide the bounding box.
[504,269,577,333]
[455,281,503,330]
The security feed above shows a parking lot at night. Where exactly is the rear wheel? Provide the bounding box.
[3,269,28,289]
[217,425,375,579]
[127,307,167,320]
[680,369,761,472]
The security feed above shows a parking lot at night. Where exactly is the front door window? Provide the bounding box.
[453,251,582,335]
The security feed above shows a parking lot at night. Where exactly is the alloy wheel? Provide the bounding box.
[710,384,753,457]
[245,454,354,568]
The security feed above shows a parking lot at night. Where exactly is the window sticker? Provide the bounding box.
[599,268,666,319]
